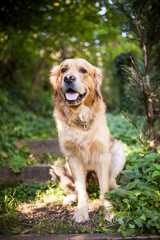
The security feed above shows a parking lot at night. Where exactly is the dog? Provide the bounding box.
[50,58,126,223]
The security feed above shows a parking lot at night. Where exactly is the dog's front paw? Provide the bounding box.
[73,208,89,223]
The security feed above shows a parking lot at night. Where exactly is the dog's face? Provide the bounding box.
[50,58,102,106]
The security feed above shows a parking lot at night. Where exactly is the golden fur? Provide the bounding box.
[50,58,126,223]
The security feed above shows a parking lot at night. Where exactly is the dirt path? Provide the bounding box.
[16,199,104,235]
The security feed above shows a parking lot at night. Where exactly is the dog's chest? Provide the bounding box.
[60,122,91,150]
[57,119,108,164]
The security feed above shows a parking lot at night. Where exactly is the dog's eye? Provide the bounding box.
[61,68,67,73]
[80,68,87,73]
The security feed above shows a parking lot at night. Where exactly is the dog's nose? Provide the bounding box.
[64,74,76,84]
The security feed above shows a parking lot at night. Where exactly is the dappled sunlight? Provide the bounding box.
[17,195,63,216]
[125,143,144,156]
[15,195,111,234]
[16,201,74,234]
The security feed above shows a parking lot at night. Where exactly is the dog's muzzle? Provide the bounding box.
[62,74,87,105]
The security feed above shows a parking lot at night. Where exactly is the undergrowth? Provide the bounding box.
[0,89,57,172]
[107,114,160,236]
[105,151,160,237]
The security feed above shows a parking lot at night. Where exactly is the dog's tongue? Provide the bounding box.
[65,92,79,101]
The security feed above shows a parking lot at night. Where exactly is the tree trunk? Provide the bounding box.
[135,12,155,151]
[29,56,46,102]
[143,43,155,150]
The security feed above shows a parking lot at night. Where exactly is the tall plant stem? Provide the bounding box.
[135,13,155,151]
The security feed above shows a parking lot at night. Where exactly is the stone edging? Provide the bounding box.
[0,233,160,240]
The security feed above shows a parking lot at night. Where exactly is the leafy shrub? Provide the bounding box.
[107,113,145,147]
[105,151,160,237]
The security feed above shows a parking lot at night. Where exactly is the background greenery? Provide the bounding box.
[0,0,160,237]
[0,0,142,110]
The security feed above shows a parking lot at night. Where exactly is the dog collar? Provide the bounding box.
[72,119,88,131]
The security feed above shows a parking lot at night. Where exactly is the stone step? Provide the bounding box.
[0,165,75,193]
[17,139,63,156]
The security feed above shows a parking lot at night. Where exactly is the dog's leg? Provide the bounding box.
[67,157,89,223]
[96,153,115,221]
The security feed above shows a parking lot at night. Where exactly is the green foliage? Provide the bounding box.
[110,0,160,50]
[87,180,100,200]
[0,0,103,94]
[0,89,57,172]
[0,0,141,110]
[109,0,160,150]
[105,151,160,237]
[107,113,144,147]
[113,52,144,113]
[106,113,160,236]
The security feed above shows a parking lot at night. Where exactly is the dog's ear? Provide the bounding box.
[94,67,102,98]
[50,65,60,91]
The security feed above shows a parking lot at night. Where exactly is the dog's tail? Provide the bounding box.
[109,139,126,190]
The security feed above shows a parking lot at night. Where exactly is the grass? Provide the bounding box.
[0,89,160,236]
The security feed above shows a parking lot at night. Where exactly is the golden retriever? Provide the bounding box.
[50,58,126,223]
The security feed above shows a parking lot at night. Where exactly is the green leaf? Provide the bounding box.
[126,181,137,190]
[153,164,160,170]
[132,190,141,196]
[99,205,106,215]
[144,152,158,160]
[123,198,129,203]
[129,224,135,229]
[121,169,133,174]
[118,217,124,224]
[134,218,143,228]
[102,228,109,233]
[8,155,27,173]
[152,170,160,178]
[140,214,146,221]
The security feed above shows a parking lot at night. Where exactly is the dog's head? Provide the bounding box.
[50,58,102,107]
